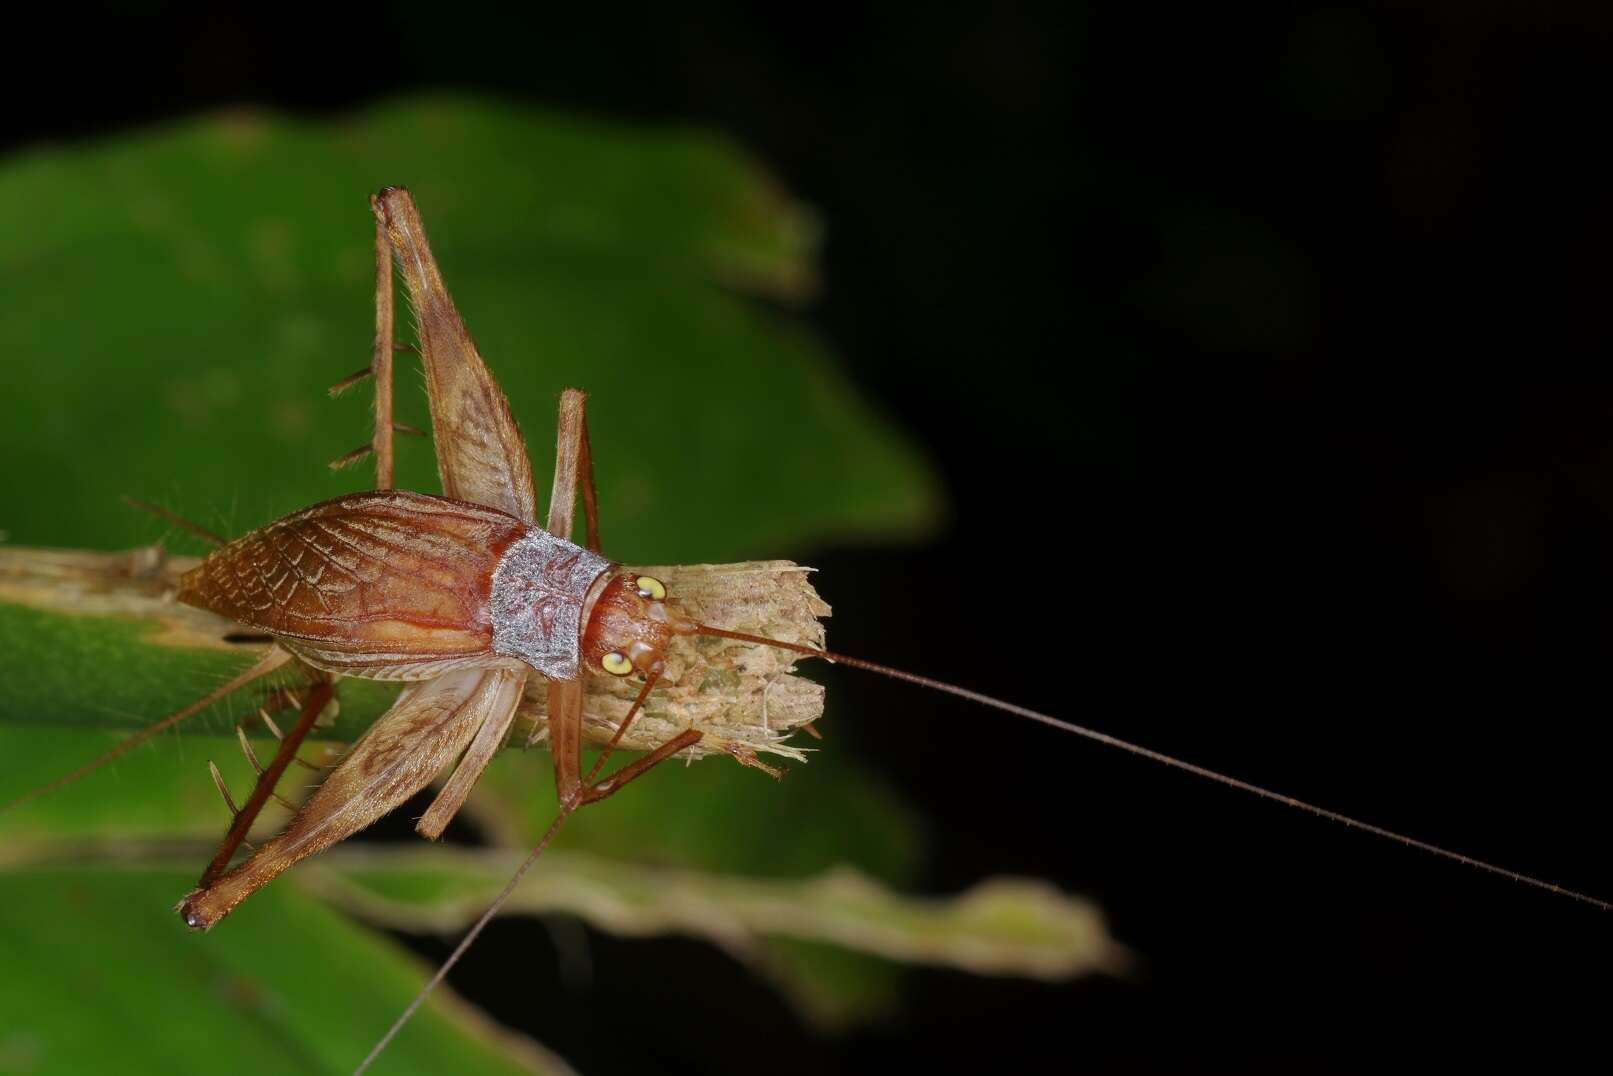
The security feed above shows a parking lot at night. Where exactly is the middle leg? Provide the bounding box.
[546,388,604,552]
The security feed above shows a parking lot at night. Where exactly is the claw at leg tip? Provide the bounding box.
[177,890,221,932]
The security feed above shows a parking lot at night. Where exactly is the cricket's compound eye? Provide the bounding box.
[583,575,681,678]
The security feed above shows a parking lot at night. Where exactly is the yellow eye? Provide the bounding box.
[635,575,666,601]
[600,651,633,676]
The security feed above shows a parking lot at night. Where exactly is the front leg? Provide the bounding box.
[550,669,702,810]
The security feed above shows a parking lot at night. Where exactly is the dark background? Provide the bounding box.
[10,3,1613,1072]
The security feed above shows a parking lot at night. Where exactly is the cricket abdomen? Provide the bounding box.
[178,490,527,678]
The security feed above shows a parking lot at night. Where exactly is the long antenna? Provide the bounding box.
[694,624,1611,912]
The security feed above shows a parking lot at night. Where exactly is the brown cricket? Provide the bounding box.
[171,188,813,931]
[6,187,1607,1072]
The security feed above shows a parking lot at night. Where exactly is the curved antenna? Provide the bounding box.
[693,624,1611,912]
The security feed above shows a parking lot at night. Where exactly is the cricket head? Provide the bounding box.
[581,572,696,679]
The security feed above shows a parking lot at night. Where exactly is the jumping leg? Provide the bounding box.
[181,667,510,930]
[415,668,529,839]
[196,677,334,889]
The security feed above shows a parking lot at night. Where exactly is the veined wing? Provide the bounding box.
[177,490,526,678]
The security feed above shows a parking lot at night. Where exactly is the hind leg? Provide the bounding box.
[196,675,335,889]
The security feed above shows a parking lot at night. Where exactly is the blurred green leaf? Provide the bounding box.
[467,732,928,887]
[0,867,571,1076]
[0,723,296,848]
[0,94,938,564]
[302,847,1121,1027]
[759,938,908,1030]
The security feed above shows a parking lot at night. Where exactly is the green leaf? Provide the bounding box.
[0,94,938,564]
[302,847,1122,1026]
[0,866,570,1076]
[317,848,1116,979]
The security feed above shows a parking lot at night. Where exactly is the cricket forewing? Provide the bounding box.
[175,490,530,680]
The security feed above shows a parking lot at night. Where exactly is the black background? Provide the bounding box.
[9,4,1613,1073]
